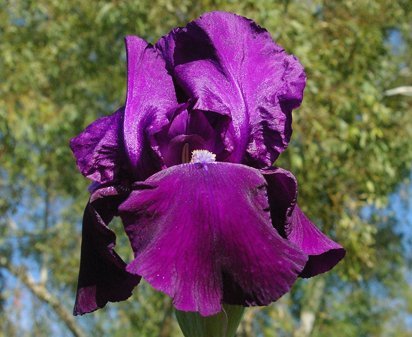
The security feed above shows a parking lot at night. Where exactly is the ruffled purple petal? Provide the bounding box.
[70,108,126,184]
[123,36,178,178]
[288,205,345,278]
[73,186,140,315]
[156,11,306,167]
[118,162,307,316]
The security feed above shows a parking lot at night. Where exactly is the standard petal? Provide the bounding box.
[118,162,307,316]
[156,11,306,167]
[154,106,231,166]
[288,205,345,278]
[123,36,178,178]
[70,108,126,184]
[73,188,140,315]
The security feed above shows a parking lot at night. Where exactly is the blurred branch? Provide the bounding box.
[238,308,258,337]
[0,257,87,337]
[40,187,50,285]
[158,299,174,337]
[385,86,412,97]
[293,278,326,337]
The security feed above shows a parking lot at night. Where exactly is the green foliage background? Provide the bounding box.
[1,0,412,336]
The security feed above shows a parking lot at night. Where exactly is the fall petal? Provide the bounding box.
[261,167,298,237]
[263,169,344,277]
[73,188,140,315]
[119,162,307,316]
[288,205,345,278]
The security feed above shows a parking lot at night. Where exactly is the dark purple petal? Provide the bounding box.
[156,11,306,167]
[73,188,140,315]
[70,108,126,184]
[123,36,178,178]
[288,205,345,278]
[188,109,232,161]
[263,171,345,277]
[154,106,231,166]
[118,162,307,316]
[261,167,298,236]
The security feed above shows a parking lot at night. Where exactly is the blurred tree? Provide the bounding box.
[1,0,412,336]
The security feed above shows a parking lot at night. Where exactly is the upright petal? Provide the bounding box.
[124,36,178,178]
[288,206,345,278]
[156,11,306,167]
[73,186,140,315]
[119,162,307,316]
[154,105,231,166]
[70,108,126,184]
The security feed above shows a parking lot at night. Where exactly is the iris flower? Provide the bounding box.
[70,11,345,317]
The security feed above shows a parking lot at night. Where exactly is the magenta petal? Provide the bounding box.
[288,206,345,278]
[118,162,307,316]
[70,108,126,184]
[156,12,306,166]
[73,190,140,315]
[123,36,178,177]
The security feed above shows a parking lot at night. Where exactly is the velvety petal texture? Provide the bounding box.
[156,11,306,167]
[74,186,140,315]
[70,108,125,184]
[119,162,307,316]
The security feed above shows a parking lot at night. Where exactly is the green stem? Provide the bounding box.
[175,304,245,337]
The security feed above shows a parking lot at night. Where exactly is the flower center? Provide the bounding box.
[190,150,216,164]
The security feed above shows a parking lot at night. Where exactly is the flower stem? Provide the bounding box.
[175,305,245,337]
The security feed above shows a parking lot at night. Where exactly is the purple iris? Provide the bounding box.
[70,11,345,317]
